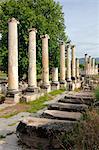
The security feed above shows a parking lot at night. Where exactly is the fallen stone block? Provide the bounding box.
[16,117,76,149]
[48,102,88,112]
[41,110,82,121]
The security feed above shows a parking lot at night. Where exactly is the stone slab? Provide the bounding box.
[59,98,93,105]
[42,110,82,121]
[16,117,76,149]
[48,102,88,112]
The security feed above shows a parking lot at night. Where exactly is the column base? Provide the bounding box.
[40,84,51,93]
[51,82,59,91]
[60,81,66,89]
[26,86,39,93]
[67,81,73,91]
[5,89,21,103]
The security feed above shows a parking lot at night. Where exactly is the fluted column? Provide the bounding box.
[71,45,76,79]
[40,34,50,86]
[66,45,71,81]
[60,42,66,83]
[76,58,80,79]
[28,28,37,90]
[8,18,19,93]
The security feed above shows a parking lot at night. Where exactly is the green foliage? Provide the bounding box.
[0,0,68,78]
[61,110,99,150]
[79,64,84,69]
[94,86,99,101]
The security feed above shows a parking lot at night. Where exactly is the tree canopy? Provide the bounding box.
[0,0,68,78]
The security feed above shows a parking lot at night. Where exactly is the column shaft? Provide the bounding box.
[52,68,58,83]
[41,34,50,85]
[28,28,37,88]
[71,45,76,78]
[76,58,80,78]
[66,45,71,81]
[60,42,65,82]
[8,18,19,92]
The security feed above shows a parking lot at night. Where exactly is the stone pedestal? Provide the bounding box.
[60,42,66,89]
[51,68,59,90]
[40,34,51,93]
[6,18,20,103]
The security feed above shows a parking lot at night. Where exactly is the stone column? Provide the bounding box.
[40,34,50,92]
[52,68,58,83]
[8,18,19,93]
[27,28,37,92]
[71,45,76,80]
[76,58,80,79]
[88,56,92,75]
[60,42,66,88]
[95,65,98,75]
[66,45,71,81]
[51,68,59,90]
[85,54,88,76]
[92,58,95,75]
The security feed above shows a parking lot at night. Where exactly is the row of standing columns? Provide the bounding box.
[7,18,80,96]
[84,54,98,76]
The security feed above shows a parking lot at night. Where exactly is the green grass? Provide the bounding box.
[94,86,99,101]
[0,71,7,78]
[27,89,65,113]
[0,89,65,118]
[49,89,65,96]
[8,122,18,126]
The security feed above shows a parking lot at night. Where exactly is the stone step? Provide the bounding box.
[16,117,76,149]
[59,98,93,105]
[64,95,94,101]
[48,102,88,112]
[41,110,82,121]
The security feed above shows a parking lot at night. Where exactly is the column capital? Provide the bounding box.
[59,41,65,45]
[8,17,19,24]
[28,28,37,33]
[71,45,75,49]
[40,34,50,39]
[66,44,70,49]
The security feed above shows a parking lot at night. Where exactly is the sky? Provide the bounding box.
[55,0,99,58]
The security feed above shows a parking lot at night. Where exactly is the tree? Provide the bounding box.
[0,0,68,78]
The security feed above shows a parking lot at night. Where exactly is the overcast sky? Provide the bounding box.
[55,0,99,58]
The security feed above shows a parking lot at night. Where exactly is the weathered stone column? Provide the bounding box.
[40,34,50,92]
[92,58,95,75]
[52,68,58,83]
[85,54,88,76]
[60,42,66,88]
[51,68,59,90]
[27,28,37,91]
[95,65,98,75]
[88,56,92,75]
[76,58,80,79]
[71,45,76,80]
[66,45,71,81]
[8,18,19,93]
